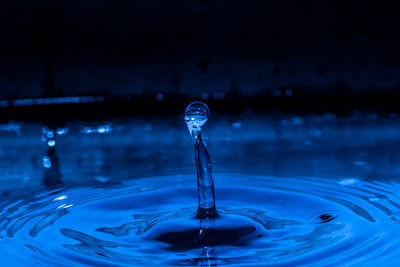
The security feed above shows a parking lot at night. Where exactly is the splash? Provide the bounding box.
[185,102,218,219]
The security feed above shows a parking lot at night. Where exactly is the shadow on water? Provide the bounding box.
[155,217,257,267]
[156,225,256,251]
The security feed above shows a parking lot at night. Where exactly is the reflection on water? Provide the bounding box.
[42,126,63,188]
[1,114,400,190]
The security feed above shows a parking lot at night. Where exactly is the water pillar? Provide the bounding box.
[185,102,218,219]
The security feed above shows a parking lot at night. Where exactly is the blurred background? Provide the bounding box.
[1,0,400,116]
[1,0,400,192]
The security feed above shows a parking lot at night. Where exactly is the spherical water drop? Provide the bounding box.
[184,102,209,135]
[47,139,56,147]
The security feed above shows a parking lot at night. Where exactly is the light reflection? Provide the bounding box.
[42,156,52,169]
[199,218,217,267]
[7,96,104,107]
[339,178,359,186]
[0,121,22,134]
[54,195,68,201]
[56,128,68,135]
[47,139,56,147]
[82,124,112,134]
[42,125,63,188]
[57,204,73,209]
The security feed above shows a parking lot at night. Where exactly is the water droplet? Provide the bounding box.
[185,101,209,137]
[47,139,56,147]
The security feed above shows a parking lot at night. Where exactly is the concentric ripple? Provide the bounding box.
[1,174,400,266]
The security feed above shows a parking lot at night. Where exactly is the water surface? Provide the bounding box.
[1,173,400,266]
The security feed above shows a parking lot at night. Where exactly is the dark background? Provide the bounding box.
[1,0,400,119]
[1,0,400,195]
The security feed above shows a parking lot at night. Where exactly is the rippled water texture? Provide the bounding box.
[1,174,400,266]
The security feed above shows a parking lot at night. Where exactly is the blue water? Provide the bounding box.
[2,111,400,266]
[1,173,400,266]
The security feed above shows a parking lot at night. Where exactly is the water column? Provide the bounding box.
[185,102,218,219]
